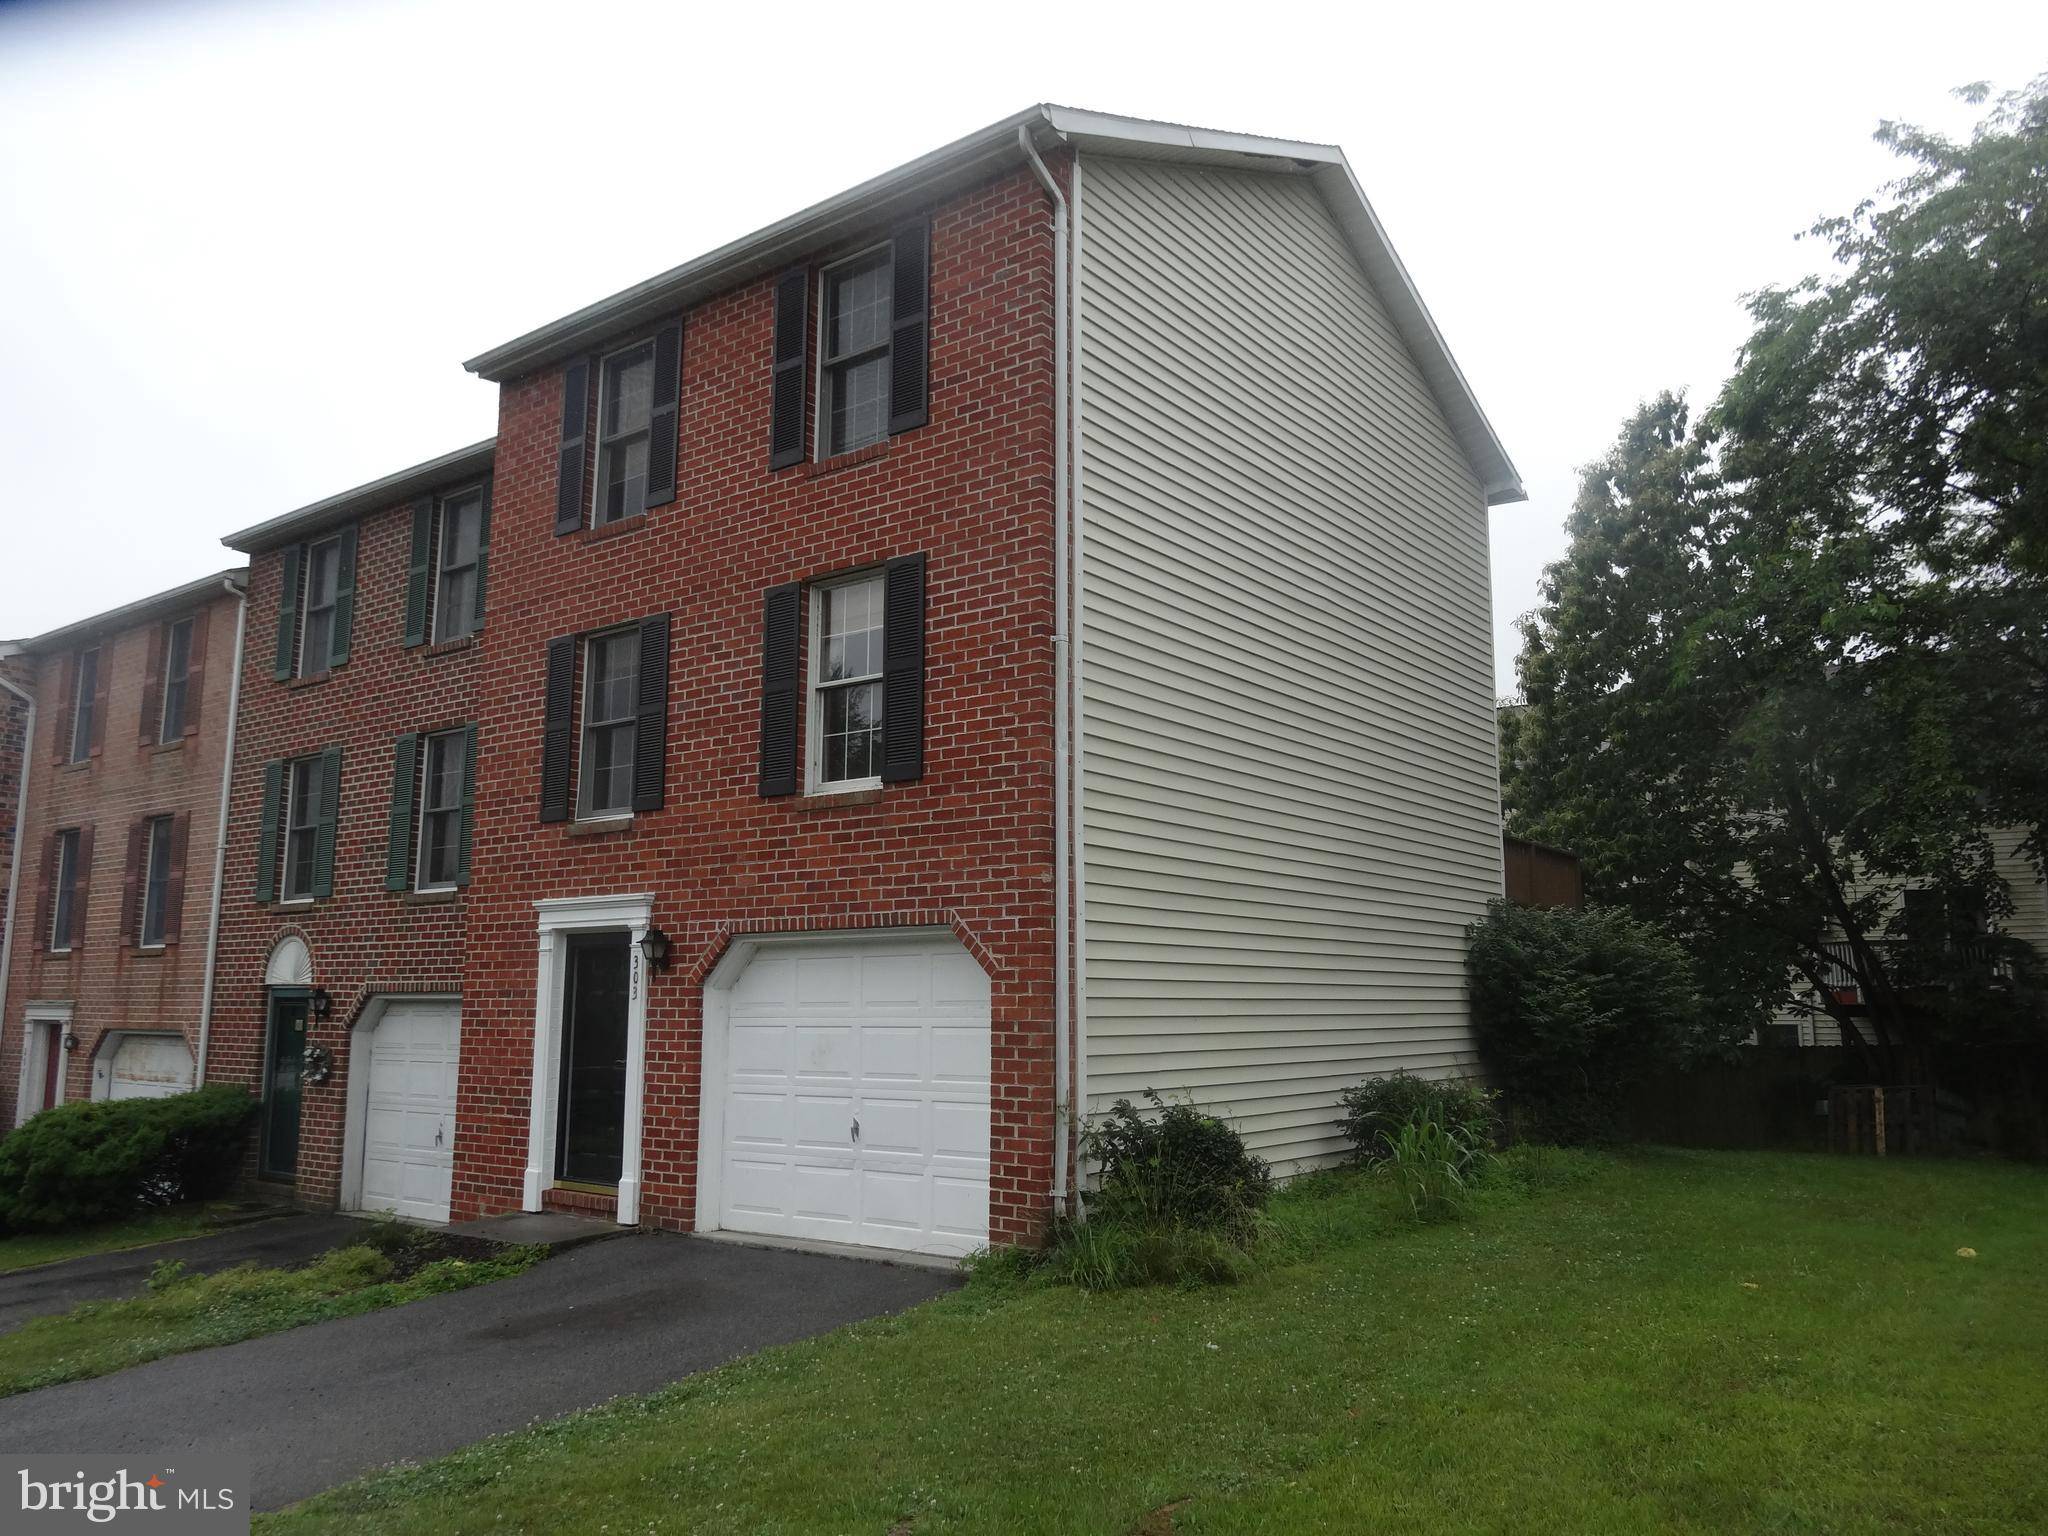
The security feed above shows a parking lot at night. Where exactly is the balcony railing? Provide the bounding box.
[1815,936,2007,1003]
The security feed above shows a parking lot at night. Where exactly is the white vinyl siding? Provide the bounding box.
[1077,157,1503,1171]
[1995,829,2048,958]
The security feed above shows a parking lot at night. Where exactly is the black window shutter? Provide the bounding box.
[329,525,358,668]
[385,732,419,892]
[253,759,284,901]
[645,323,682,509]
[456,722,478,887]
[769,267,809,469]
[888,218,931,436]
[472,476,492,629]
[758,583,802,795]
[312,745,344,898]
[556,361,590,535]
[880,553,928,783]
[632,613,670,813]
[272,544,301,681]
[404,497,434,646]
[540,636,576,822]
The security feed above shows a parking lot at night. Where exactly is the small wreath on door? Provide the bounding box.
[301,1044,334,1086]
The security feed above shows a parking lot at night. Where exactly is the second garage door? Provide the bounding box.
[358,999,460,1224]
[106,1035,194,1101]
[718,935,991,1257]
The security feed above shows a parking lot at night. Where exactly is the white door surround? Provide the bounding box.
[341,994,461,1223]
[525,893,654,1225]
[92,1032,195,1101]
[14,1001,72,1122]
[695,926,994,1257]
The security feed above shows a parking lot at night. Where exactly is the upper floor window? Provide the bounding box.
[594,340,655,526]
[49,828,83,951]
[273,529,356,683]
[138,815,174,947]
[809,572,885,791]
[416,728,469,890]
[68,647,100,763]
[579,630,639,818]
[158,618,194,742]
[299,536,343,676]
[434,486,486,642]
[283,754,327,902]
[253,748,341,904]
[819,248,891,458]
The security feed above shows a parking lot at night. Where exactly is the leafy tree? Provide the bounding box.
[1508,79,2048,1080]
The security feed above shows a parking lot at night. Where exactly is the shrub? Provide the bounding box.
[1083,1090,1271,1238]
[1339,1071,1498,1162]
[0,1083,258,1233]
[1379,1116,1497,1222]
[1467,899,1704,1144]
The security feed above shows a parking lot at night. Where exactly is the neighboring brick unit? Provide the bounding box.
[0,655,29,993]
[211,443,491,1206]
[0,574,245,1131]
[455,160,1059,1242]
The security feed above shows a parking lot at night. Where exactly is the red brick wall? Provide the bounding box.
[210,501,482,1205]
[456,161,1060,1242]
[0,587,243,1131]
[0,657,29,1001]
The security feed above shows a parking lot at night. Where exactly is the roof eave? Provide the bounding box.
[12,567,249,655]
[222,438,498,553]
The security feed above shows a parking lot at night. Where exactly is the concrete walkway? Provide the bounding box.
[0,1212,366,1332]
[0,1230,957,1511]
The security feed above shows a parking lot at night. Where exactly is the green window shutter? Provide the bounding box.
[403,498,433,647]
[329,526,358,668]
[253,760,284,901]
[312,745,343,899]
[456,722,478,887]
[472,477,492,632]
[385,732,420,892]
[272,545,301,681]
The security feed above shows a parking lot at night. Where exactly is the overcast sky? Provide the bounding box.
[2,0,2042,691]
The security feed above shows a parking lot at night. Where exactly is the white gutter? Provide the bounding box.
[1068,152,1092,1218]
[1016,125,1074,1215]
[0,667,36,1103]
[194,576,249,1085]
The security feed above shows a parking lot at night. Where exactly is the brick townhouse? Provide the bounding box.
[0,571,247,1130]
[209,441,493,1215]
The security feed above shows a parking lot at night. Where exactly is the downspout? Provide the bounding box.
[1068,151,1091,1217]
[194,576,249,1085]
[1017,124,1073,1214]
[0,666,37,1102]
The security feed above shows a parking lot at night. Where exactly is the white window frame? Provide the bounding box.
[577,631,638,820]
[49,828,82,952]
[590,338,657,529]
[431,484,486,644]
[806,571,886,794]
[158,617,193,743]
[814,244,893,461]
[68,647,99,763]
[298,533,343,679]
[282,755,323,904]
[414,728,468,893]
[138,814,174,948]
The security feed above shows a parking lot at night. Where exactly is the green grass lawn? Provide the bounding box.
[0,1236,544,1398]
[265,1150,2046,1536]
[0,1204,228,1275]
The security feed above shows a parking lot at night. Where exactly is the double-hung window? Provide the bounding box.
[299,535,342,677]
[579,632,639,817]
[810,572,885,790]
[433,487,485,642]
[68,648,99,763]
[158,618,194,742]
[138,815,174,947]
[593,341,655,526]
[283,755,326,902]
[415,729,468,890]
[818,248,892,457]
[49,829,82,951]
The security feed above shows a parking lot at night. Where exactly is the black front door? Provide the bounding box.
[557,933,630,1186]
[262,992,307,1179]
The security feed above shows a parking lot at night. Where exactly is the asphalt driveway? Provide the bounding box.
[0,1231,956,1511]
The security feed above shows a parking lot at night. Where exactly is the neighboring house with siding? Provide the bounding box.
[0,571,247,1130]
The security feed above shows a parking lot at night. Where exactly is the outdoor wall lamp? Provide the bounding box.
[309,988,333,1020]
[639,927,673,974]
[61,1032,78,1053]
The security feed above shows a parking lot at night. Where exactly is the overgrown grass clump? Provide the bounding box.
[0,1234,544,1398]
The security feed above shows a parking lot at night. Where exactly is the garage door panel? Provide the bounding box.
[354,1000,459,1226]
[717,935,991,1258]
[107,1036,194,1101]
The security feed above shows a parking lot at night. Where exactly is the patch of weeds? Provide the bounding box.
[1380,1115,1499,1222]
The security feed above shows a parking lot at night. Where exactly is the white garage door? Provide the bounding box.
[719,935,992,1257]
[358,999,460,1224]
[107,1036,193,1101]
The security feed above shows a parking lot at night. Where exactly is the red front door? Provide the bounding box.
[38,1023,62,1111]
